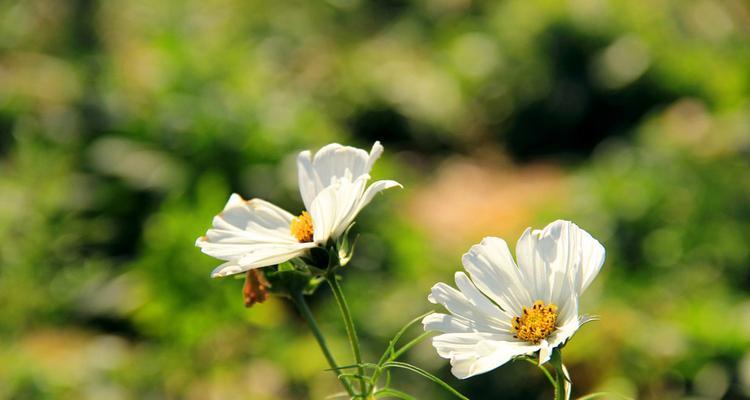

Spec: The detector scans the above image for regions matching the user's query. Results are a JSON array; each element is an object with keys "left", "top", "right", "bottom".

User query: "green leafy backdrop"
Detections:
[{"left": 1, "top": 0, "right": 749, "bottom": 398}]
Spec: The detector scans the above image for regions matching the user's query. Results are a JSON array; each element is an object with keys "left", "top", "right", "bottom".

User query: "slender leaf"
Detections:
[
  {"left": 375, "top": 388, "right": 418, "bottom": 400},
  {"left": 378, "top": 311, "right": 433, "bottom": 367},
  {"left": 391, "top": 330, "right": 432, "bottom": 360},
  {"left": 576, "top": 392, "right": 634, "bottom": 400},
  {"left": 382, "top": 361, "right": 469, "bottom": 400}
]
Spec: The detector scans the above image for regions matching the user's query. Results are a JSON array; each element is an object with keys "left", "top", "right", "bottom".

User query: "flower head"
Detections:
[
  {"left": 422, "top": 220, "right": 605, "bottom": 379},
  {"left": 196, "top": 142, "right": 401, "bottom": 278}
]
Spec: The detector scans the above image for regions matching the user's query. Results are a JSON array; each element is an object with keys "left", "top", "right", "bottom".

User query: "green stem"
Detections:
[
  {"left": 523, "top": 357, "right": 556, "bottom": 387},
  {"left": 369, "top": 330, "right": 432, "bottom": 395},
  {"left": 291, "top": 291, "right": 355, "bottom": 397},
  {"left": 554, "top": 368, "right": 566, "bottom": 400},
  {"left": 550, "top": 349, "right": 568, "bottom": 400},
  {"left": 391, "top": 330, "right": 431, "bottom": 360},
  {"left": 382, "top": 361, "right": 470, "bottom": 400},
  {"left": 327, "top": 275, "right": 367, "bottom": 396}
]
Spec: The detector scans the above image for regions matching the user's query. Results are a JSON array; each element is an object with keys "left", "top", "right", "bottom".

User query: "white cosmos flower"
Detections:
[
  {"left": 196, "top": 141, "right": 401, "bottom": 278},
  {"left": 422, "top": 220, "right": 605, "bottom": 379}
]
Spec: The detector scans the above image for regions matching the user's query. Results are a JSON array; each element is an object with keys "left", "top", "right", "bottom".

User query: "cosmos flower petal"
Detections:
[
  {"left": 302, "top": 142, "right": 399, "bottom": 244},
  {"left": 211, "top": 259, "right": 245, "bottom": 278},
  {"left": 209, "top": 241, "right": 316, "bottom": 278},
  {"left": 461, "top": 237, "right": 531, "bottom": 316},
  {"left": 297, "top": 150, "right": 319, "bottom": 211},
  {"left": 433, "top": 333, "right": 539, "bottom": 379},
  {"left": 526, "top": 220, "right": 606, "bottom": 296},
  {"left": 428, "top": 283, "right": 501, "bottom": 331},
  {"left": 332, "top": 178, "right": 401, "bottom": 238},
  {"left": 569, "top": 223, "right": 605, "bottom": 294},
  {"left": 196, "top": 195, "right": 299, "bottom": 261},
  {"left": 309, "top": 183, "right": 340, "bottom": 243},
  {"left": 516, "top": 227, "right": 555, "bottom": 302},
  {"left": 538, "top": 339, "right": 553, "bottom": 365},
  {"left": 422, "top": 313, "right": 508, "bottom": 334},
  {"left": 365, "top": 141, "right": 385, "bottom": 173},
  {"left": 311, "top": 143, "right": 371, "bottom": 187},
  {"left": 308, "top": 175, "right": 372, "bottom": 244},
  {"left": 453, "top": 272, "right": 512, "bottom": 324}
]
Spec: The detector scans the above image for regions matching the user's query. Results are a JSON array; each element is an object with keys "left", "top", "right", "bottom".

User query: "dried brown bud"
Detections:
[{"left": 243, "top": 269, "right": 271, "bottom": 308}]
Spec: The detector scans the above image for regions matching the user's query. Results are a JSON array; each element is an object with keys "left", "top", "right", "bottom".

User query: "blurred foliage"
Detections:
[{"left": 1, "top": 0, "right": 749, "bottom": 399}]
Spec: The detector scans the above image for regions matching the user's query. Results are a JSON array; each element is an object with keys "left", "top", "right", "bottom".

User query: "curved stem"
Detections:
[
  {"left": 327, "top": 275, "right": 367, "bottom": 396},
  {"left": 554, "top": 368, "right": 566, "bottom": 400},
  {"left": 391, "top": 330, "right": 432, "bottom": 360},
  {"left": 550, "top": 349, "right": 568, "bottom": 400},
  {"left": 523, "top": 357, "right": 556, "bottom": 387},
  {"left": 291, "top": 291, "right": 355, "bottom": 397},
  {"left": 369, "top": 330, "right": 433, "bottom": 395},
  {"left": 382, "top": 361, "right": 470, "bottom": 400}
]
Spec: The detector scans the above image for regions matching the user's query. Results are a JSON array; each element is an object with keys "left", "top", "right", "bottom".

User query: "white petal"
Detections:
[
  {"left": 332, "top": 178, "right": 401, "bottom": 238},
  {"left": 422, "top": 313, "right": 501, "bottom": 334},
  {"left": 197, "top": 196, "right": 298, "bottom": 258},
  {"left": 365, "top": 141, "right": 384, "bottom": 173},
  {"left": 562, "top": 364, "right": 572, "bottom": 400},
  {"left": 549, "top": 300, "right": 580, "bottom": 348},
  {"left": 462, "top": 237, "right": 531, "bottom": 316},
  {"left": 538, "top": 339, "right": 553, "bottom": 365},
  {"left": 432, "top": 333, "right": 539, "bottom": 379},
  {"left": 208, "top": 243, "right": 316, "bottom": 277},
  {"left": 299, "top": 142, "right": 398, "bottom": 241},
  {"left": 297, "top": 150, "right": 319, "bottom": 210},
  {"left": 211, "top": 259, "right": 245, "bottom": 277},
  {"left": 453, "top": 272, "right": 512, "bottom": 326},
  {"left": 523, "top": 220, "right": 605, "bottom": 297},
  {"left": 327, "top": 175, "right": 370, "bottom": 239},
  {"left": 428, "top": 282, "right": 502, "bottom": 332},
  {"left": 536, "top": 299, "right": 580, "bottom": 364},
  {"left": 309, "top": 182, "right": 340, "bottom": 244},
  {"left": 570, "top": 222, "right": 606, "bottom": 294},
  {"left": 309, "top": 174, "right": 400, "bottom": 242},
  {"left": 311, "top": 143, "right": 371, "bottom": 187},
  {"left": 515, "top": 228, "right": 553, "bottom": 303}
]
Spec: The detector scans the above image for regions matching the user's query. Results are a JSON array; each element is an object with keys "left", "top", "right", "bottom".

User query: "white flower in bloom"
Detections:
[
  {"left": 422, "top": 220, "right": 605, "bottom": 379},
  {"left": 196, "top": 142, "right": 401, "bottom": 277}
]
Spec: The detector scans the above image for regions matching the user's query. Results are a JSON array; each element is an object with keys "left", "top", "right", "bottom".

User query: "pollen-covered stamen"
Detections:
[
  {"left": 290, "top": 211, "right": 314, "bottom": 243},
  {"left": 512, "top": 300, "right": 558, "bottom": 344}
]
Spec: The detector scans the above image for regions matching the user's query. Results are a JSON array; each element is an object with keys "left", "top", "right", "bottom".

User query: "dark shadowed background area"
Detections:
[{"left": 1, "top": 0, "right": 750, "bottom": 399}]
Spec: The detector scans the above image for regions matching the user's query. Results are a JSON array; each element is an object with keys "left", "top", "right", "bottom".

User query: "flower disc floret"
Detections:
[
  {"left": 512, "top": 300, "right": 558, "bottom": 344},
  {"left": 291, "top": 211, "right": 314, "bottom": 243}
]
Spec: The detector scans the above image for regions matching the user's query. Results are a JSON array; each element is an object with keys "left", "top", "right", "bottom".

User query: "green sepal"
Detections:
[
  {"left": 304, "top": 246, "right": 330, "bottom": 270},
  {"left": 265, "top": 265, "right": 315, "bottom": 297},
  {"left": 303, "top": 276, "right": 325, "bottom": 295},
  {"left": 336, "top": 223, "right": 358, "bottom": 267}
]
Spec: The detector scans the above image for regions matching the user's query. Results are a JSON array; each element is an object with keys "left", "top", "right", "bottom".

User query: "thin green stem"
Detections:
[
  {"left": 382, "top": 361, "right": 470, "bottom": 400},
  {"left": 576, "top": 393, "right": 634, "bottom": 400},
  {"left": 550, "top": 349, "right": 568, "bottom": 400},
  {"left": 391, "top": 330, "right": 432, "bottom": 360},
  {"left": 523, "top": 357, "right": 556, "bottom": 387},
  {"left": 291, "top": 291, "right": 355, "bottom": 397},
  {"left": 369, "top": 328, "right": 433, "bottom": 395},
  {"left": 327, "top": 275, "right": 366, "bottom": 396},
  {"left": 554, "top": 368, "right": 566, "bottom": 400}
]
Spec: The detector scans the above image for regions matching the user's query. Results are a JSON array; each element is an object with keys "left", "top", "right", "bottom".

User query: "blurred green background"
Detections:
[{"left": 1, "top": 0, "right": 750, "bottom": 399}]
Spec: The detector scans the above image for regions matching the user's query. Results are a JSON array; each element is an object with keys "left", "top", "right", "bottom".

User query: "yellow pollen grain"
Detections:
[
  {"left": 512, "top": 300, "right": 558, "bottom": 344},
  {"left": 290, "top": 211, "right": 314, "bottom": 243}
]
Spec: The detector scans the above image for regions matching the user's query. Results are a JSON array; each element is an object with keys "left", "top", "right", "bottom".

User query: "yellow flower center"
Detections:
[
  {"left": 512, "top": 300, "right": 558, "bottom": 344},
  {"left": 290, "top": 211, "right": 314, "bottom": 243}
]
